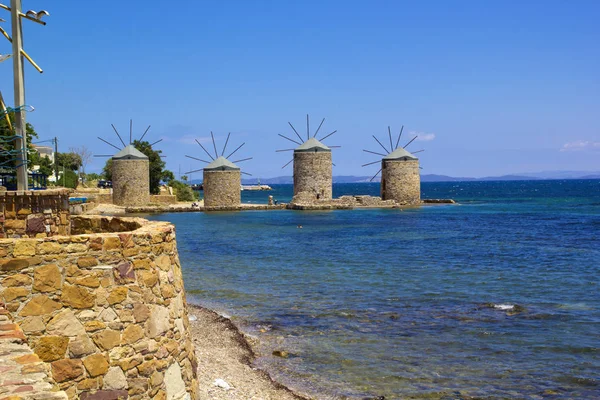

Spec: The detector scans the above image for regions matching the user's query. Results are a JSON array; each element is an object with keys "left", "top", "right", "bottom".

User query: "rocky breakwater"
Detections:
[{"left": 0, "top": 215, "right": 198, "bottom": 400}]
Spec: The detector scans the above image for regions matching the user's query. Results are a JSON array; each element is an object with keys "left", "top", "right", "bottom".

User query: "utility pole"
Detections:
[
  {"left": 53, "top": 136, "right": 58, "bottom": 183},
  {"left": 10, "top": 0, "right": 27, "bottom": 190}
]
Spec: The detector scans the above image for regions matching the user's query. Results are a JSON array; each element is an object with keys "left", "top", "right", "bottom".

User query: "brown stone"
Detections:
[
  {"left": 2, "top": 273, "right": 32, "bottom": 287},
  {"left": 79, "top": 389, "right": 129, "bottom": 400},
  {"left": 136, "top": 360, "right": 155, "bottom": 376},
  {"left": 20, "top": 316, "right": 45, "bottom": 333},
  {"left": 121, "top": 324, "right": 143, "bottom": 345},
  {"left": 19, "top": 295, "right": 62, "bottom": 316},
  {"left": 107, "top": 287, "right": 128, "bottom": 305},
  {"left": 1, "top": 287, "right": 29, "bottom": 302},
  {"left": 51, "top": 358, "right": 84, "bottom": 382},
  {"left": 78, "top": 256, "right": 99, "bottom": 267},
  {"left": 113, "top": 262, "right": 135, "bottom": 284},
  {"left": 46, "top": 309, "right": 87, "bottom": 336},
  {"left": 139, "top": 270, "right": 158, "bottom": 287},
  {"left": 1, "top": 258, "right": 30, "bottom": 271},
  {"left": 117, "top": 355, "right": 143, "bottom": 371},
  {"left": 13, "top": 353, "right": 40, "bottom": 364},
  {"left": 38, "top": 241, "right": 63, "bottom": 254},
  {"left": 72, "top": 276, "right": 101, "bottom": 288},
  {"left": 34, "top": 336, "right": 69, "bottom": 362},
  {"left": 92, "top": 329, "right": 121, "bottom": 351},
  {"left": 77, "top": 377, "right": 101, "bottom": 390},
  {"left": 33, "top": 264, "right": 62, "bottom": 292},
  {"left": 17, "top": 207, "right": 32, "bottom": 215},
  {"left": 26, "top": 215, "right": 46, "bottom": 234},
  {"left": 103, "top": 236, "right": 121, "bottom": 251},
  {"left": 85, "top": 320, "right": 106, "bottom": 332},
  {"left": 69, "top": 334, "right": 97, "bottom": 357},
  {"left": 150, "top": 370, "right": 163, "bottom": 387},
  {"left": 83, "top": 353, "right": 109, "bottom": 377},
  {"left": 161, "top": 284, "right": 175, "bottom": 299},
  {"left": 4, "top": 219, "right": 26, "bottom": 230},
  {"left": 154, "top": 255, "right": 171, "bottom": 271},
  {"left": 132, "top": 303, "right": 150, "bottom": 323},
  {"left": 61, "top": 283, "right": 96, "bottom": 308}
]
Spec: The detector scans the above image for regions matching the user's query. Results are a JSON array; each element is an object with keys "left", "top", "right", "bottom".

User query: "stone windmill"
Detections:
[
  {"left": 185, "top": 132, "right": 252, "bottom": 208},
  {"left": 277, "top": 115, "right": 340, "bottom": 201},
  {"left": 96, "top": 120, "right": 161, "bottom": 207},
  {"left": 362, "top": 126, "right": 424, "bottom": 205}
]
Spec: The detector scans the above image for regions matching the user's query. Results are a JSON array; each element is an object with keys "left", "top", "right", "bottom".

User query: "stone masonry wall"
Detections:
[
  {"left": 293, "top": 151, "right": 332, "bottom": 201},
  {"left": 112, "top": 159, "right": 150, "bottom": 207},
  {"left": 0, "top": 189, "right": 71, "bottom": 239},
  {"left": 0, "top": 215, "right": 198, "bottom": 400},
  {"left": 381, "top": 159, "right": 421, "bottom": 205},
  {"left": 202, "top": 170, "right": 240, "bottom": 208}
]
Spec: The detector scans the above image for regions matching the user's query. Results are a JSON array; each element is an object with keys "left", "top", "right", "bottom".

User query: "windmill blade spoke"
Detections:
[
  {"left": 313, "top": 118, "right": 325, "bottom": 137},
  {"left": 281, "top": 159, "right": 293, "bottom": 169},
  {"left": 403, "top": 135, "right": 418, "bottom": 149},
  {"left": 332, "top": 163, "right": 336, "bottom": 167},
  {"left": 373, "top": 135, "right": 390, "bottom": 154},
  {"left": 388, "top": 126, "right": 393, "bottom": 153},
  {"left": 195, "top": 139, "right": 215, "bottom": 160},
  {"left": 129, "top": 119, "right": 133, "bottom": 144},
  {"left": 329, "top": 145, "right": 341, "bottom": 148},
  {"left": 98, "top": 137, "right": 121, "bottom": 151},
  {"left": 363, "top": 149, "right": 386, "bottom": 156},
  {"left": 370, "top": 168, "right": 382, "bottom": 182},
  {"left": 184, "top": 168, "right": 204, "bottom": 174},
  {"left": 139, "top": 125, "right": 151, "bottom": 142},
  {"left": 210, "top": 131, "right": 218, "bottom": 158},
  {"left": 149, "top": 138, "right": 163, "bottom": 147},
  {"left": 362, "top": 160, "right": 380, "bottom": 167},
  {"left": 288, "top": 122, "right": 304, "bottom": 142},
  {"left": 412, "top": 149, "right": 425, "bottom": 154},
  {"left": 276, "top": 149, "right": 295, "bottom": 152},
  {"left": 93, "top": 155, "right": 113, "bottom": 157},
  {"left": 278, "top": 133, "right": 301, "bottom": 145},
  {"left": 185, "top": 155, "right": 210, "bottom": 163},
  {"left": 241, "top": 171, "right": 253, "bottom": 176},
  {"left": 226, "top": 142, "right": 245, "bottom": 159},
  {"left": 395, "top": 125, "right": 404, "bottom": 149},
  {"left": 319, "top": 130, "right": 337, "bottom": 141},
  {"left": 306, "top": 114, "right": 310, "bottom": 140},
  {"left": 221, "top": 132, "right": 231, "bottom": 156},
  {"left": 111, "top": 124, "right": 126, "bottom": 147},
  {"left": 232, "top": 157, "right": 253, "bottom": 163}
]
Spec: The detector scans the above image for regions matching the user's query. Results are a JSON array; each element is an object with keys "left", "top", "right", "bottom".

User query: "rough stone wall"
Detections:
[
  {"left": 112, "top": 160, "right": 150, "bottom": 207},
  {"left": 0, "top": 190, "right": 71, "bottom": 239},
  {"left": 0, "top": 216, "right": 198, "bottom": 400},
  {"left": 381, "top": 159, "right": 421, "bottom": 205},
  {"left": 203, "top": 170, "right": 240, "bottom": 208},
  {"left": 150, "top": 195, "right": 178, "bottom": 205},
  {"left": 293, "top": 152, "right": 332, "bottom": 200}
]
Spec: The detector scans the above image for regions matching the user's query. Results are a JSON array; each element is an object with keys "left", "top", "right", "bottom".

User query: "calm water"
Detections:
[{"left": 151, "top": 180, "right": 600, "bottom": 399}]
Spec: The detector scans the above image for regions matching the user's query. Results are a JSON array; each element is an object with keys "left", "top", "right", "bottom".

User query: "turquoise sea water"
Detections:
[{"left": 151, "top": 180, "right": 600, "bottom": 399}]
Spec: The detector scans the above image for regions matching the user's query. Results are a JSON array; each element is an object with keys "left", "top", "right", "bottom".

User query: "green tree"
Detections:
[
  {"left": 29, "top": 151, "right": 54, "bottom": 176},
  {"left": 102, "top": 140, "right": 173, "bottom": 195},
  {"left": 169, "top": 179, "right": 198, "bottom": 201},
  {"left": 55, "top": 152, "right": 82, "bottom": 171}
]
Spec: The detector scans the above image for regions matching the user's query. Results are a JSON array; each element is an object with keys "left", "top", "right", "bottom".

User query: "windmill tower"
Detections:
[
  {"left": 97, "top": 120, "right": 161, "bottom": 207},
  {"left": 362, "top": 126, "right": 424, "bottom": 205},
  {"left": 185, "top": 132, "right": 252, "bottom": 208},
  {"left": 278, "top": 115, "right": 339, "bottom": 201}
]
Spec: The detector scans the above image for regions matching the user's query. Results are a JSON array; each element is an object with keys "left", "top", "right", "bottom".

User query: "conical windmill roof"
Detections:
[
  {"left": 294, "top": 137, "right": 331, "bottom": 153},
  {"left": 383, "top": 147, "right": 418, "bottom": 161},
  {"left": 204, "top": 156, "right": 240, "bottom": 171},
  {"left": 112, "top": 145, "right": 148, "bottom": 160}
]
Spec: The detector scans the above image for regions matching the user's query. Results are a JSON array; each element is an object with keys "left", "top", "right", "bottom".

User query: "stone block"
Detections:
[
  {"left": 33, "top": 263, "right": 62, "bottom": 292},
  {"left": 107, "top": 287, "right": 128, "bottom": 305},
  {"left": 1, "top": 287, "right": 29, "bottom": 302},
  {"left": 79, "top": 390, "right": 129, "bottom": 400},
  {"left": 46, "top": 309, "right": 87, "bottom": 337},
  {"left": 61, "top": 283, "right": 96, "bottom": 308},
  {"left": 103, "top": 366, "right": 127, "bottom": 390},
  {"left": 78, "top": 256, "right": 99, "bottom": 268},
  {"left": 92, "top": 329, "right": 121, "bottom": 351},
  {"left": 83, "top": 353, "right": 109, "bottom": 377},
  {"left": 1, "top": 258, "right": 30, "bottom": 272},
  {"left": 51, "top": 358, "right": 84, "bottom": 383},
  {"left": 19, "top": 295, "right": 62, "bottom": 316},
  {"left": 113, "top": 262, "right": 135, "bottom": 284},
  {"left": 26, "top": 215, "right": 46, "bottom": 234},
  {"left": 121, "top": 324, "right": 143, "bottom": 345},
  {"left": 34, "top": 336, "right": 69, "bottom": 362}
]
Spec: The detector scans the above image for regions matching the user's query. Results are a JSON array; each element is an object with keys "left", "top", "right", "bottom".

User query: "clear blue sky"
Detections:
[{"left": 1, "top": 0, "right": 598, "bottom": 179}]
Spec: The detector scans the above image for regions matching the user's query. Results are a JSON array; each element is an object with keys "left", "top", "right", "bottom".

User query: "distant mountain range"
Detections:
[{"left": 236, "top": 171, "right": 600, "bottom": 185}]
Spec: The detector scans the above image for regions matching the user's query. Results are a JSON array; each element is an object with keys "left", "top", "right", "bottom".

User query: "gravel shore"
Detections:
[{"left": 188, "top": 304, "right": 310, "bottom": 400}]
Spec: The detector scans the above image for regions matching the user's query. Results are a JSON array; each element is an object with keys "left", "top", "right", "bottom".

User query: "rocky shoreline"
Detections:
[{"left": 188, "top": 304, "right": 310, "bottom": 400}]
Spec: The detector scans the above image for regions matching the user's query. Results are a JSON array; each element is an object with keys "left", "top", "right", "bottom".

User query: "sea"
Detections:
[{"left": 149, "top": 180, "right": 600, "bottom": 399}]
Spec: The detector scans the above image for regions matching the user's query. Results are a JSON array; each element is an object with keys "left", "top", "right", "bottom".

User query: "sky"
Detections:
[{"left": 0, "top": 0, "right": 598, "bottom": 179}]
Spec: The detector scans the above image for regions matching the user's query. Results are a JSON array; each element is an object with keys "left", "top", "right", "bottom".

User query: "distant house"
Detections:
[{"left": 32, "top": 144, "right": 56, "bottom": 182}]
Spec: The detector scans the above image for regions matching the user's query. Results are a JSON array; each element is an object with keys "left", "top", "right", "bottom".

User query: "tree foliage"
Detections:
[
  {"left": 169, "top": 180, "right": 198, "bottom": 201},
  {"left": 55, "top": 152, "right": 82, "bottom": 171}
]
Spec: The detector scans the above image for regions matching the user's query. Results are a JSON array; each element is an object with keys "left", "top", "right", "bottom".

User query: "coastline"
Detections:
[{"left": 188, "top": 303, "right": 312, "bottom": 400}]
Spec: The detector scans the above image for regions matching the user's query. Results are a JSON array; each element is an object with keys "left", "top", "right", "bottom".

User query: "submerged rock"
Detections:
[{"left": 272, "top": 350, "right": 289, "bottom": 358}]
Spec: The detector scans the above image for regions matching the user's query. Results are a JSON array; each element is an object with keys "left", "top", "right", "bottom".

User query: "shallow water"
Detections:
[{"left": 151, "top": 180, "right": 600, "bottom": 399}]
